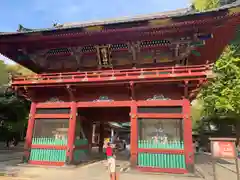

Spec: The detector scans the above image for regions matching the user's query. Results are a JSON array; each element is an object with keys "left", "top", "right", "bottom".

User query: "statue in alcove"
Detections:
[
  {"left": 101, "top": 48, "right": 108, "bottom": 65},
  {"left": 150, "top": 121, "right": 168, "bottom": 144},
  {"left": 96, "top": 45, "right": 112, "bottom": 68}
]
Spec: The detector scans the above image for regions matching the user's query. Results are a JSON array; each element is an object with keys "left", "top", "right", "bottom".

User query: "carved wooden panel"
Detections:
[
  {"left": 81, "top": 54, "right": 98, "bottom": 67},
  {"left": 47, "top": 56, "right": 77, "bottom": 70},
  {"left": 63, "top": 57, "right": 77, "bottom": 69},
  {"left": 139, "top": 50, "right": 155, "bottom": 64},
  {"left": 48, "top": 59, "right": 62, "bottom": 70},
  {"left": 111, "top": 51, "right": 132, "bottom": 66},
  {"left": 155, "top": 50, "right": 174, "bottom": 63}
]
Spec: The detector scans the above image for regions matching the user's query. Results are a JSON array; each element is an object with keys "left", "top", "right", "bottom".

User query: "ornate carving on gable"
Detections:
[
  {"left": 128, "top": 42, "right": 141, "bottom": 64},
  {"left": 147, "top": 94, "right": 171, "bottom": 100},
  {"left": 18, "top": 48, "right": 48, "bottom": 67},
  {"left": 69, "top": 47, "right": 83, "bottom": 68},
  {"left": 45, "top": 97, "right": 65, "bottom": 102},
  {"left": 93, "top": 96, "right": 114, "bottom": 102},
  {"left": 29, "top": 50, "right": 49, "bottom": 67}
]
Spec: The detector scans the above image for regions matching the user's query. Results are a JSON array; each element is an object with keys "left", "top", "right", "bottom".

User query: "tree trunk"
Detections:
[{"left": 235, "top": 121, "right": 240, "bottom": 146}]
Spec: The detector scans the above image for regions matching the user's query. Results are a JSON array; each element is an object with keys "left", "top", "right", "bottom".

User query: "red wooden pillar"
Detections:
[
  {"left": 130, "top": 101, "right": 138, "bottom": 168},
  {"left": 24, "top": 102, "right": 37, "bottom": 163},
  {"left": 183, "top": 99, "right": 194, "bottom": 173},
  {"left": 66, "top": 102, "right": 77, "bottom": 164}
]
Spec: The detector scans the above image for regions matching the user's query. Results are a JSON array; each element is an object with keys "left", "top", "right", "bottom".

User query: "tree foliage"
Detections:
[
  {"left": 191, "top": 99, "right": 204, "bottom": 131},
  {"left": 0, "top": 61, "right": 9, "bottom": 86},
  {"left": 193, "top": 0, "right": 220, "bottom": 11},
  {"left": 0, "top": 60, "right": 32, "bottom": 137},
  {"left": 7, "top": 64, "right": 34, "bottom": 76},
  {"left": 192, "top": 0, "right": 238, "bottom": 11},
  {"left": 192, "top": 0, "right": 240, "bottom": 140},
  {"left": 201, "top": 48, "right": 240, "bottom": 118}
]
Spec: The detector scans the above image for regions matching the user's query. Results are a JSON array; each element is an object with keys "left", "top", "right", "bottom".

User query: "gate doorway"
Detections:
[{"left": 74, "top": 107, "right": 131, "bottom": 163}]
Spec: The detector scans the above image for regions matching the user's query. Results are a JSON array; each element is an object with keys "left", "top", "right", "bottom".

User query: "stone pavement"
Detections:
[
  {"left": 195, "top": 153, "right": 240, "bottom": 180},
  {"left": 11, "top": 162, "right": 202, "bottom": 180},
  {"left": 1, "top": 158, "right": 238, "bottom": 180},
  {"left": 217, "top": 158, "right": 240, "bottom": 174},
  {"left": 0, "top": 145, "right": 239, "bottom": 180}
]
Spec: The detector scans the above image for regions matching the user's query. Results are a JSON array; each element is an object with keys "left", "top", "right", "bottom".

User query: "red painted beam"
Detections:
[
  {"left": 137, "top": 167, "right": 187, "bottom": 174},
  {"left": 137, "top": 100, "right": 184, "bottom": 106},
  {"left": 138, "top": 148, "right": 184, "bottom": 154},
  {"left": 77, "top": 101, "right": 133, "bottom": 107},
  {"left": 36, "top": 102, "right": 71, "bottom": 108},
  {"left": 137, "top": 113, "right": 183, "bottom": 119},
  {"left": 28, "top": 160, "right": 65, "bottom": 166},
  {"left": 31, "top": 145, "right": 67, "bottom": 150},
  {"left": 34, "top": 114, "right": 70, "bottom": 119}
]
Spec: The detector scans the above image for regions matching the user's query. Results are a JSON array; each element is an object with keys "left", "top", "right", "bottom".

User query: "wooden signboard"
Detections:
[
  {"left": 209, "top": 138, "right": 239, "bottom": 180},
  {"left": 212, "top": 141, "right": 236, "bottom": 159}
]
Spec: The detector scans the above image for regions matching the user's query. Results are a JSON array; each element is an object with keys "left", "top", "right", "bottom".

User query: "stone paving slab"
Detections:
[
  {"left": 195, "top": 153, "right": 240, "bottom": 180},
  {"left": 0, "top": 148, "right": 239, "bottom": 180},
  {"left": 16, "top": 162, "right": 204, "bottom": 180},
  {"left": 0, "top": 177, "right": 30, "bottom": 180},
  {"left": 1, "top": 158, "right": 238, "bottom": 180},
  {"left": 215, "top": 158, "right": 240, "bottom": 174}
]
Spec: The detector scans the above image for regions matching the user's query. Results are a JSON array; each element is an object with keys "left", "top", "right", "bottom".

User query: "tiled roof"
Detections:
[{"left": 0, "top": 1, "right": 239, "bottom": 36}]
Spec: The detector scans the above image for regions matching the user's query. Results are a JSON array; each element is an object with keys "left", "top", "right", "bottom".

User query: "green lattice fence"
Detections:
[
  {"left": 138, "top": 140, "right": 184, "bottom": 149},
  {"left": 138, "top": 140, "right": 186, "bottom": 169},
  {"left": 73, "top": 139, "right": 89, "bottom": 163},
  {"left": 32, "top": 137, "right": 67, "bottom": 145},
  {"left": 138, "top": 153, "right": 186, "bottom": 169},
  {"left": 30, "top": 138, "right": 67, "bottom": 162}
]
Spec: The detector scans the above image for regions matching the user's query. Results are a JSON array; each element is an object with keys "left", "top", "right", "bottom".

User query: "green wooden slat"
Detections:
[
  {"left": 30, "top": 137, "right": 67, "bottom": 162},
  {"left": 138, "top": 140, "right": 184, "bottom": 149},
  {"left": 29, "top": 148, "right": 67, "bottom": 162},
  {"left": 138, "top": 152, "right": 186, "bottom": 169},
  {"left": 32, "top": 137, "right": 68, "bottom": 145}
]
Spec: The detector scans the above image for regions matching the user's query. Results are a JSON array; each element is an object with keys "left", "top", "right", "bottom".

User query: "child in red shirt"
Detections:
[
  {"left": 106, "top": 143, "right": 113, "bottom": 157},
  {"left": 106, "top": 143, "right": 117, "bottom": 180}
]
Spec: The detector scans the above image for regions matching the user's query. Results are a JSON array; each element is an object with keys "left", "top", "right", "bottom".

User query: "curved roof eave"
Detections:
[{"left": 0, "top": 1, "right": 239, "bottom": 36}]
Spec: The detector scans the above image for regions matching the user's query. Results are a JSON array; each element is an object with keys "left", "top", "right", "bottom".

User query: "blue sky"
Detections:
[{"left": 0, "top": 0, "right": 190, "bottom": 64}]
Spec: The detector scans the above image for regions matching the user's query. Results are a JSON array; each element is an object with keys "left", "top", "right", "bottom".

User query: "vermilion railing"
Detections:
[{"left": 11, "top": 64, "right": 212, "bottom": 86}]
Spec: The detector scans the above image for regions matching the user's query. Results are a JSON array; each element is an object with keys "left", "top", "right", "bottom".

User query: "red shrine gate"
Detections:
[
  {"left": 15, "top": 65, "right": 207, "bottom": 173},
  {"left": 26, "top": 93, "right": 193, "bottom": 173},
  {"left": 0, "top": 2, "right": 239, "bottom": 174}
]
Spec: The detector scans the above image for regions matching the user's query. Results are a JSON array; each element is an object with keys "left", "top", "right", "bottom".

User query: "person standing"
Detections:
[{"left": 106, "top": 143, "right": 118, "bottom": 180}]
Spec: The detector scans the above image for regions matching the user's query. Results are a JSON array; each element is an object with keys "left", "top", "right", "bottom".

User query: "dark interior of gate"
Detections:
[{"left": 77, "top": 107, "right": 131, "bottom": 162}]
